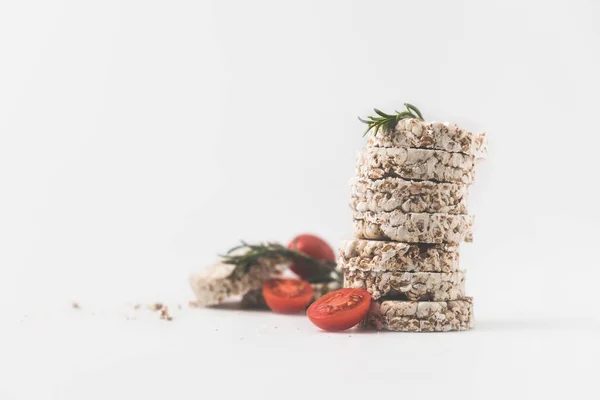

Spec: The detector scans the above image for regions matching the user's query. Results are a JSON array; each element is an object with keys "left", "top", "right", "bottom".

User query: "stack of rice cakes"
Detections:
[{"left": 341, "top": 118, "right": 486, "bottom": 332}]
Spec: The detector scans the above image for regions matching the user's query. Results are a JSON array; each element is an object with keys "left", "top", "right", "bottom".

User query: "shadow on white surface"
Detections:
[{"left": 208, "top": 301, "right": 305, "bottom": 317}]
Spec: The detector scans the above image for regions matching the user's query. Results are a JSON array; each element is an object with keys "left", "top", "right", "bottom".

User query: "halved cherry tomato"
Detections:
[
  {"left": 262, "top": 278, "right": 314, "bottom": 314},
  {"left": 288, "top": 234, "right": 336, "bottom": 279},
  {"left": 306, "top": 288, "right": 371, "bottom": 332}
]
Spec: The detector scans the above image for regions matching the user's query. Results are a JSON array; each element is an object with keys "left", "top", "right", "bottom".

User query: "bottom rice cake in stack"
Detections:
[
  {"left": 344, "top": 115, "right": 486, "bottom": 332},
  {"left": 361, "top": 298, "right": 473, "bottom": 332}
]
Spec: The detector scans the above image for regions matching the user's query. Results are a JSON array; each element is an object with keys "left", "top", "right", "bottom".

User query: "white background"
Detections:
[{"left": 1, "top": 1, "right": 599, "bottom": 399}]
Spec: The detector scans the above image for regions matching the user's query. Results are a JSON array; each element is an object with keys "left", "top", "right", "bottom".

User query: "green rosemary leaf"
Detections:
[
  {"left": 404, "top": 103, "right": 424, "bottom": 120},
  {"left": 224, "top": 244, "right": 245, "bottom": 255},
  {"left": 358, "top": 103, "right": 425, "bottom": 136},
  {"left": 374, "top": 108, "right": 393, "bottom": 118},
  {"left": 396, "top": 111, "right": 414, "bottom": 119},
  {"left": 221, "top": 241, "right": 339, "bottom": 283}
]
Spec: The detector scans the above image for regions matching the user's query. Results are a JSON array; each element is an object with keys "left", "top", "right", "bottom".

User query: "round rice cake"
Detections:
[
  {"left": 367, "top": 118, "right": 487, "bottom": 159},
  {"left": 350, "top": 177, "right": 469, "bottom": 214},
  {"left": 343, "top": 269, "right": 465, "bottom": 301},
  {"left": 357, "top": 147, "right": 476, "bottom": 184},
  {"left": 353, "top": 210, "right": 474, "bottom": 244},
  {"left": 339, "top": 239, "right": 459, "bottom": 273},
  {"left": 361, "top": 298, "right": 474, "bottom": 332},
  {"left": 189, "top": 259, "right": 286, "bottom": 306}
]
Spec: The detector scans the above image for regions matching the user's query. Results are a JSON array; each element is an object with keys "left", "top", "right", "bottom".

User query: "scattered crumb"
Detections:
[
  {"left": 69, "top": 300, "right": 183, "bottom": 322},
  {"left": 159, "top": 306, "right": 173, "bottom": 322},
  {"left": 188, "top": 300, "right": 198, "bottom": 308},
  {"left": 127, "top": 302, "right": 175, "bottom": 321},
  {"left": 149, "top": 303, "right": 164, "bottom": 312}
]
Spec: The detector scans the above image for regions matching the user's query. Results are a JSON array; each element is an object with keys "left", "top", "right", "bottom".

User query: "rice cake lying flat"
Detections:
[
  {"left": 339, "top": 239, "right": 459, "bottom": 273},
  {"left": 350, "top": 177, "right": 469, "bottom": 214},
  {"left": 353, "top": 210, "right": 474, "bottom": 244},
  {"left": 368, "top": 118, "right": 487, "bottom": 159},
  {"left": 189, "top": 259, "right": 286, "bottom": 306},
  {"left": 343, "top": 269, "right": 465, "bottom": 301},
  {"left": 357, "top": 147, "right": 476, "bottom": 184},
  {"left": 361, "top": 298, "right": 474, "bottom": 332}
]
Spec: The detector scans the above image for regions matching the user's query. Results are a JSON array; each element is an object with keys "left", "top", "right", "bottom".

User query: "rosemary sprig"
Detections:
[
  {"left": 221, "top": 241, "right": 341, "bottom": 284},
  {"left": 358, "top": 103, "right": 424, "bottom": 137}
]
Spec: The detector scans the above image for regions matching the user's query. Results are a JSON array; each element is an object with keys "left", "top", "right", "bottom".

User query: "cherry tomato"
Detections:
[
  {"left": 262, "top": 278, "right": 314, "bottom": 314},
  {"left": 288, "top": 234, "right": 336, "bottom": 279},
  {"left": 306, "top": 288, "right": 371, "bottom": 332}
]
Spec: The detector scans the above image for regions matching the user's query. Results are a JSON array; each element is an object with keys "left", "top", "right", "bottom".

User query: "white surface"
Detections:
[
  {"left": 1, "top": 0, "right": 600, "bottom": 399},
  {"left": 2, "top": 306, "right": 599, "bottom": 400}
]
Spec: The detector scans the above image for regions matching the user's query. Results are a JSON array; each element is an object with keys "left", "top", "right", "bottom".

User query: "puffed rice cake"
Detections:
[
  {"left": 343, "top": 269, "right": 465, "bottom": 301},
  {"left": 353, "top": 210, "right": 474, "bottom": 244},
  {"left": 339, "top": 239, "right": 459, "bottom": 273},
  {"left": 361, "top": 298, "right": 474, "bottom": 332},
  {"left": 367, "top": 118, "right": 487, "bottom": 159}
]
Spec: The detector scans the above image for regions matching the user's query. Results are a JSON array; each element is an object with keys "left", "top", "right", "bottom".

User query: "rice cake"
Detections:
[
  {"left": 361, "top": 298, "right": 474, "bottom": 332},
  {"left": 189, "top": 259, "right": 286, "bottom": 307},
  {"left": 353, "top": 210, "right": 474, "bottom": 244},
  {"left": 350, "top": 177, "right": 469, "bottom": 214},
  {"left": 343, "top": 269, "right": 465, "bottom": 301},
  {"left": 368, "top": 118, "right": 487, "bottom": 158},
  {"left": 357, "top": 147, "right": 476, "bottom": 184},
  {"left": 339, "top": 239, "right": 459, "bottom": 273}
]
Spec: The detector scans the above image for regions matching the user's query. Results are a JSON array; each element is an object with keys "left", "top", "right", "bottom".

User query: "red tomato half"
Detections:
[
  {"left": 306, "top": 288, "right": 371, "bottom": 332},
  {"left": 288, "top": 234, "right": 336, "bottom": 279},
  {"left": 262, "top": 278, "right": 314, "bottom": 314}
]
